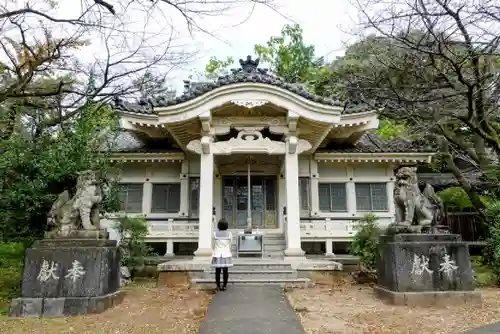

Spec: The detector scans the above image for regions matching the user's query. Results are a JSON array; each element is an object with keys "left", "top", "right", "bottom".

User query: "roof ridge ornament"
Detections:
[{"left": 239, "top": 55, "right": 259, "bottom": 72}]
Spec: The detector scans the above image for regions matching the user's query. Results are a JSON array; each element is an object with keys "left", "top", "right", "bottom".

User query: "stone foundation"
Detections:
[
  {"left": 10, "top": 291, "right": 125, "bottom": 317},
  {"left": 374, "top": 286, "right": 481, "bottom": 306},
  {"left": 10, "top": 238, "right": 121, "bottom": 317},
  {"left": 375, "top": 233, "right": 481, "bottom": 306}
]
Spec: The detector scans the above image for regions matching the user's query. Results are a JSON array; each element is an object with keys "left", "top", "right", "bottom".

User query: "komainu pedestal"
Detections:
[
  {"left": 375, "top": 233, "right": 481, "bottom": 306},
  {"left": 10, "top": 237, "right": 123, "bottom": 317}
]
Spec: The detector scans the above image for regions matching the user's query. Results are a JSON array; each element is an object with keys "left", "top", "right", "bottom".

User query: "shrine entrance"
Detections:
[{"left": 222, "top": 175, "right": 278, "bottom": 229}]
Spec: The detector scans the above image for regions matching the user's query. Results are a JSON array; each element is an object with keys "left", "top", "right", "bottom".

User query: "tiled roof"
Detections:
[
  {"left": 418, "top": 170, "right": 487, "bottom": 188},
  {"left": 111, "top": 131, "right": 431, "bottom": 154},
  {"left": 318, "top": 133, "right": 434, "bottom": 153},
  {"left": 113, "top": 56, "right": 344, "bottom": 115},
  {"left": 110, "top": 131, "right": 181, "bottom": 153}
]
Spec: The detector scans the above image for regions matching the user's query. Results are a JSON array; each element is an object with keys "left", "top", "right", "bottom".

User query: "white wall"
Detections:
[
  {"left": 313, "top": 160, "right": 395, "bottom": 228},
  {"left": 103, "top": 157, "right": 397, "bottom": 240}
]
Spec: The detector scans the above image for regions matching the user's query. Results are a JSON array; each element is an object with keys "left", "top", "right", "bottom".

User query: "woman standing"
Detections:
[{"left": 212, "top": 219, "right": 233, "bottom": 291}]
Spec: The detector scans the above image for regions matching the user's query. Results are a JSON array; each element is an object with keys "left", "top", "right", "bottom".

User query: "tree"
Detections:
[
  {"left": 254, "top": 24, "right": 318, "bottom": 83},
  {"left": 132, "top": 72, "right": 176, "bottom": 101},
  {"left": 204, "top": 56, "right": 234, "bottom": 80},
  {"left": 0, "top": 101, "right": 120, "bottom": 239},
  {"left": 331, "top": 0, "right": 500, "bottom": 213},
  {"left": 0, "top": 0, "right": 279, "bottom": 238},
  {"left": 0, "top": 0, "right": 279, "bottom": 140}
]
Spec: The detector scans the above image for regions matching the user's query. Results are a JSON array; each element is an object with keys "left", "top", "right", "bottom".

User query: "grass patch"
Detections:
[
  {"left": 471, "top": 256, "right": 497, "bottom": 287},
  {"left": 0, "top": 242, "right": 25, "bottom": 310}
]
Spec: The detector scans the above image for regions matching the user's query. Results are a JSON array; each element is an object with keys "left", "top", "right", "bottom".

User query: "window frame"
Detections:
[
  {"left": 355, "top": 182, "right": 388, "bottom": 212},
  {"left": 118, "top": 183, "right": 144, "bottom": 213},
  {"left": 150, "top": 182, "right": 181, "bottom": 214},
  {"left": 318, "top": 182, "right": 348, "bottom": 212}
]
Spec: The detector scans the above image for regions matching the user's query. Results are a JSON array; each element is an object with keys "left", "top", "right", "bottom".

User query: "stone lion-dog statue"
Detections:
[
  {"left": 391, "top": 166, "right": 444, "bottom": 233},
  {"left": 47, "top": 170, "right": 103, "bottom": 237}
]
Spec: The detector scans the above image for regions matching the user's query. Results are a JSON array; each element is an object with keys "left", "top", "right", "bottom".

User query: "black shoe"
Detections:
[{"left": 220, "top": 286, "right": 226, "bottom": 291}]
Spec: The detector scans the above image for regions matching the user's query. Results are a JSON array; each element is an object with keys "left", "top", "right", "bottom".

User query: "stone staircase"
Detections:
[
  {"left": 190, "top": 261, "right": 312, "bottom": 288},
  {"left": 190, "top": 233, "right": 312, "bottom": 288},
  {"left": 230, "top": 233, "right": 286, "bottom": 259}
]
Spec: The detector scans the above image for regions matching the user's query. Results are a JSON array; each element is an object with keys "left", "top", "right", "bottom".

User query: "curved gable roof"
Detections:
[{"left": 113, "top": 56, "right": 343, "bottom": 115}]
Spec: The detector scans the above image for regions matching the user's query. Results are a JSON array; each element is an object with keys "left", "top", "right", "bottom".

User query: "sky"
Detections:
[
  {"left": 3, "top": 0, "right": 362, "bottom": 94},
  {"left": 172, "top": 0, "right": 360, "bottom": 89}
]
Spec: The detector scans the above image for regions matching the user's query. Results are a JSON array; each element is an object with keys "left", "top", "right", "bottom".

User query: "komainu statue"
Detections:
[
  {"left": 391, "top": 166, "right": 444, "bottom": 233},
  {"left": 47, "top": 170, "right": 103, "bottom": 237}
]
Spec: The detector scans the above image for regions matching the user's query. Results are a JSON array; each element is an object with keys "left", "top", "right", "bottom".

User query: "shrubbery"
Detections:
[
  {"left": 114, "top": 216, "right": 152, "bottom": 277},
  {"left": 0, "top": 242, "right": 26, "bottom": 311},
  {"left": 484, "top": 201, "right": 500, "bottom": 283},
  {"left": 349, "top": 214, "right": 381, "bottom": 272}
]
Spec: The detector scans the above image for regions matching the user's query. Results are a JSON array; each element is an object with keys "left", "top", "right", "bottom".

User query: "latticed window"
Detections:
[
  {"left": 151, "top": 183, "right": 181, "bottom": 213},
  {"left": 189, "top": 177, "right": 200, "bottom": 217},
  {"left": 355, "top": 183, "right": 388, "bottom": 211},
  {"left": 118, "top": 183, "right": 143, "bottom": 213},
  {"left": 318, "top": 183, "right": 347, "bottom": 212},
  {"left": 299, "top": 177, "right": 310, "bottom": 213}
]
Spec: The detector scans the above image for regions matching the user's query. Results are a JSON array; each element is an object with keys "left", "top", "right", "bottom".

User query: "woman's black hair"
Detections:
[{"left": 217, "top": 218, "right": 229, "bottom": 231}]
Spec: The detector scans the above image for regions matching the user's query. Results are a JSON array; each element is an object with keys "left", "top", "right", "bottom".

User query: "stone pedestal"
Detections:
[
  {"left": 10, "top": 237, "right": 123, "bottom": 317},
  {"left": 375, "top": 233, "right": 481, "bottom": 306}
]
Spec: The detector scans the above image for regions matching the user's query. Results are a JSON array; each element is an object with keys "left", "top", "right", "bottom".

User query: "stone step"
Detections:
[
  {"left": 263, "top": 240, "right": 286, "bottom": 245},
  {"left": 191, "top": 277, "right": 311, "bottom": 289},
  {"left": 204, "top": 270, "right": 297, "bottom": 280},
  {"left": 229, "top": 262, "right": 292, "bottom": 270},
  {"left": 263, "top": 244, "right": 286, "bottom": 250}
]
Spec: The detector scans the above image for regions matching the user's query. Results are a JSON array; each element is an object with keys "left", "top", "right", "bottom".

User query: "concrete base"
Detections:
[
  {"left": 12, "top": 237, "right": 121, "bottom": 318},
  {"left": 157, "top": 257, "right": 343, "bottom": 288},
  {"left": 10, "top": 291, "right": 125, "bottom": 317},
  {"left": 283, "top": 248, "right": 305, "bottom": 257},
  {"left": 45, "top": 229, "right": 108, "bottom": 239},
  {"left": 193, "top": 247, "right": 213, "bottom": 258},
  {"left": 374, "top": 285, "right": 482, "bottom": 307}
]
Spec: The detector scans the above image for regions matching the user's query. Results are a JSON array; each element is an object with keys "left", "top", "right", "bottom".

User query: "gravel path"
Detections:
[
  {"left": 463, "top": 322, "right": 500, "bottom": 334},
  {"left": 287, "top": 278, "right": 500, "bottom": 334},
  {"left": 0, "top": 281, "right": 211, "bottom": 334},
  {"left": 198, "top": 286, "right": 305, "bottom": 334}
]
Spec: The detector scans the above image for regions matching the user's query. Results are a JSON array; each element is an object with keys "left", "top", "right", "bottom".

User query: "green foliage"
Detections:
[
  {"left": 204, "top": 56, "right": 234, "bottom": 80},
  {"left": 484, "top": 201, "right": 500, "bottom": 283},
  {"left": 131, "top": 71, "right": 176, "bottom": 100},
  {"left": 254, "top": 24, "right": 320, "bottom": 84},
  {"left": 437, "top": 187, "right": 491, "bottom": 211},
  {"left": 0, "top": 243, "right": 25, "bottom": 307},
  {"left": 114, "top": 216, "right": 152, "bottom": 271},
  {"left": 0, "top": 102, "right": 119, "bottom": 239},
  {"left": 349, "top": 214, "right": 381, "bottom": 271},
  {"left": 471, "top": 256, "right": 497, "bottom": 287},
  {"left": 375, "top": 118, "right": 408, "bottom": 140},
  {"left": 101, "top": 181, "right": 122, "bottom": 214}
]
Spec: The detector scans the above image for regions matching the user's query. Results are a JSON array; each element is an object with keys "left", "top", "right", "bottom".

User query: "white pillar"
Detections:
[
  {"left": 284, "top": 136, "right": 305, "bottom": 257},
  {"left": 387, "top": 181, "right": 396, "bottom": 219},
  {"left": 346, "top": 166, "right": 357, "bottom": 215},
  {"left": 142, "top": 182, "right": 152, "bottom": 214},
  {"left": 309, "top": 158, "right": 320, "bottom": 216},
  {"left": 179, "top": 160, "right": 189, "bottom": 216},
  {"left": 164, "top": 239, "right": 174, "bottom": 257},
  {"left": 325, "top": 239, "right": 334, "bottom": 257},
  {"left": 194, "top": 139, "right": 214, "bottom": 258}
]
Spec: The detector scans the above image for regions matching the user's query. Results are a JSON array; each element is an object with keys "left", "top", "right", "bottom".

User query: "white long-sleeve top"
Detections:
[{"left": 212, "top": 231, "right": 232, "bottom": 258}]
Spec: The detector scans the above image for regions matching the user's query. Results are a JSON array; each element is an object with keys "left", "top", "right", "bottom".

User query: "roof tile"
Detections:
[{"left": 113, "top": 55, "right": 344, "bottom": 114}]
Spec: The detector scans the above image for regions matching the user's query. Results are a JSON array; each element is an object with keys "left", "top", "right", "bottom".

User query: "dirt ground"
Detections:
[
  {"left": 0, "top": 280, "right": 211, "bottom": 334},
  {"left": 287, "top": 277, "right": 500, "bottom": 334}
]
